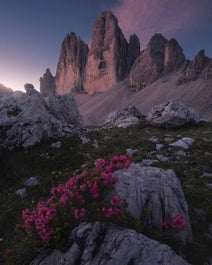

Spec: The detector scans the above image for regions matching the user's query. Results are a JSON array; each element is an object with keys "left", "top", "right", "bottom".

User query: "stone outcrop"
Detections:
[
  {"left": 177, "top": 50, "right": 211, "bottom": 84},
  {"left": 30, "top": 222, "right": 190, "bottom": 265},
  {"left": 129, "top": 34, "right": 186, "bottom": 90},
  {"left": 55, "top": 32, "right": 89, "bottom": 94},
  {"left": 164, "top": 38, "right": 185, "bottom": 73},
  {"left": 40, "top": 68, "right": 56, "bottom": 97},
  {"left": 48, "top": 93, "right": 83, "bottom": 125},
  {"left": 146, "top": 100, "right": 200, "bottom": 128},
  {"left": 83, "top": 11, "right": 129, "bottom": 94},
  {"left": 0, "top": 84, "right": 83, "bottom": 149},
  {"left": 104, "top": 105, "right": 143, "bottom": 128},
  {"left": 113, "top": 163, "right": 192, "bottom": 242}
]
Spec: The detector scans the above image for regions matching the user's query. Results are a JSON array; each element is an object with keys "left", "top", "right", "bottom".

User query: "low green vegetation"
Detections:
[{"left": 0, "top": 122, "right": 211, "bottom": 264}]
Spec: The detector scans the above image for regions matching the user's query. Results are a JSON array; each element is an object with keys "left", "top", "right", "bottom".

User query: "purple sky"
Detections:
[{"left": 0, "top": 0, "right": 211, "bottom": 91}]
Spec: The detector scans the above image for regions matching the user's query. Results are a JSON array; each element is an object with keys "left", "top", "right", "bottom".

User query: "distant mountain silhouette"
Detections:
[{"left": 0, "top": 83, "right": 13, "bottom": 97}]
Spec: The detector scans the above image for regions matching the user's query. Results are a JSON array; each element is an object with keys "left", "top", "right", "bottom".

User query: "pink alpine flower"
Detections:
[
  {"left": 163, "top": 214, "right": 186, "bottom": 231},
  {"left": 74, "top": 208, "right": 86, "bottom": 219},
  {"left": 21, "top": 155, "right": 132, "bottom": 245},
  {"left": 110, "top": 195, "right": 121, "bottom": 206}
]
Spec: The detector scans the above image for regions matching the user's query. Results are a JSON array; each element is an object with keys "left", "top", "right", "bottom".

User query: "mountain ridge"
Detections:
[
  {"left": 40, "top": 10, "right": 211, "bottom": 95},
  {"left": 39, "top": 10, "right": 212, "bottom": 124}
]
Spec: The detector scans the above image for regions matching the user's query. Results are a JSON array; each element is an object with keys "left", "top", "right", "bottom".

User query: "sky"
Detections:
[{"left": 0, "top": 0, "right": 211, "bottom": 91}]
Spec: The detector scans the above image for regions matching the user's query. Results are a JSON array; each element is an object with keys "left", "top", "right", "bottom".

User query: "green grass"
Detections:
[{"left": 0, "top": 122, "right": 211, "bottom": 264}]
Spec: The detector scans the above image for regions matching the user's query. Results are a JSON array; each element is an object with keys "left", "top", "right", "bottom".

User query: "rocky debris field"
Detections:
[{"left": 0, "top": 118, "right": 211, "bottom": 265}]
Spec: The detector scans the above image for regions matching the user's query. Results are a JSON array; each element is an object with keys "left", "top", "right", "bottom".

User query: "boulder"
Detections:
[
  {"left": 40, "top": 68, "right": 56, "bottom": 97},
  {"left": 30, "top": 222, "right": 190, "bottom": 265},
  {"left": 55, "top": 32, "right": 89, "bottom": 94},
  {"left": 0, "top": 84, "right": 83, "bottom": 149},
  {"left": 146, "top": 100, "right": 200, "bottom": 128},
  {"left": 104, "top": 106, "right": 143, "bottom": 128},
  {"left": 113, "top": 163, "right": 192, "bottom": 242},
  {"left": 48, "top": 93, "right": 83, "bottom": 126},
  {"left": 83, "top": 11, "right": 129, "bottom": 94},
  {"left": 169, "top": 137, "right": 195, "bottom": 149}
]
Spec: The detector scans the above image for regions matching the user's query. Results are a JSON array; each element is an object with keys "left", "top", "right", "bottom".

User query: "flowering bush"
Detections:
[
  {"left": 22, "top": 155, "right": 132, "bottom": 245},
  {"left": 163, "top": 214, "right": 186, "bottom": 231}
]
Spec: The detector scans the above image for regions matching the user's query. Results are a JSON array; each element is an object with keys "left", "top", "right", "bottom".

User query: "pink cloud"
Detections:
[{"left": 113, "top": 0, "right": 211, "bottom": 48}]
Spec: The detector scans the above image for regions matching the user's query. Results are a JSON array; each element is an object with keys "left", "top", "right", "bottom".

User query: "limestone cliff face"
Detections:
[
  {"left": 40, "top": 68, "right": 56, "bottom": 97},
  {"left": 127, "top": 34, "right": 140, "bottom": 73},
  {"left": 83, "top": 11, "right": 129, "bottom": 94},
  {"left": 51, "top": 11, "right": 140, "bottom": 95},
  {"left": 129, "top": 34, "right": 167, "bottom": 90},
  {"left": 177, "top": 49, "right": 211, "bottom": 84},
  {"left": 55, "top": 32, "right": 89, "bottom": 94},
  {"left": 129, "top": 34, "right": 186, "bottom": 90},
  {"left": 163, "top": 38, "right": 185, "bottom": 74}
]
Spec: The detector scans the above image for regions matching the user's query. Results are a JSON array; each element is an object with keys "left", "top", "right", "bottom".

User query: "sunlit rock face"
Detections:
[
  {"left": 83, "top": 11, "right": 129, "bottom": 94},
  {"left": 55, "top": 32, "right": 89, "bottom": 94},
  {"left": 51, "top": 11, "right": 140, "bottom": 95}
]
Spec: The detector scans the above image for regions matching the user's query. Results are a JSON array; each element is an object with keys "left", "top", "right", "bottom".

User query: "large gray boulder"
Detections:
[
  {"left": 104, "top": 106, "right": 143, "bottom": 128},
  {"left": 146, "top": 100, "right": 200, "bottom": 128},
  {"left": 48, "top": 93, "right": 83, "bottom": 126},
  {"left": 0, "top": 84, "right": 83, "bottom": 149},
  {"left": 113, "top": 163, "right": 192, "bottom": 242},
  {"left": 30, "top": 222, "right": 190, "bottom": 265}
]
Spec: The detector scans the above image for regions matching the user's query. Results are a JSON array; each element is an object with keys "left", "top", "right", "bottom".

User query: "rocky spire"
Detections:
[
  {"left": 83, "top": 11, "right": 129, "bottom": 94},
  {"left": 177, "top": 49, "right": 211, "bottom": 84},
  {"left": 129, "top": 33, "right": 167, "bottom": 90},
  {"left": 55, "top": 32, "right": 89, "bottom": 94},
  {"left": 40, "top": 68, "right": 56, "bottom": 97},
  {"left": 127, "top": 34, "right": 140, "bottom": 73},
  {"left": 164, "top": 38, "right": 185, "bottom": 73}
]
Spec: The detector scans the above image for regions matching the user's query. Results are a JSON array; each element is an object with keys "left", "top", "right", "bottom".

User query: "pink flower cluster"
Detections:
[
  {"left": 22, "top": 202, "right": 56, "bottom": 242},
  {"left": 22, "top": 155, "right": 132, "bottom": 243},
  {"left": 163, "top": 214, "right": 186, "bottom": 231}
]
